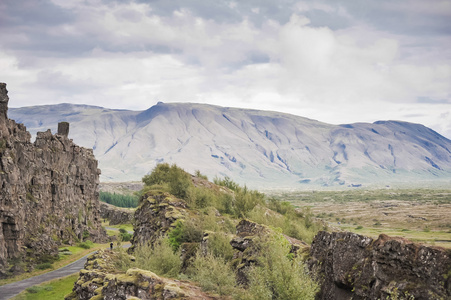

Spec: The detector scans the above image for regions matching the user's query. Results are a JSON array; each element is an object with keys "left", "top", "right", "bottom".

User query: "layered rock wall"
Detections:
[
  {"left": 0, "top": 83, "right": 105, "bottom": 277},
  {"left": 309, "top": 231, "right": 451, "bottom": 300},
  {"left": 100, "top": 202, "right": 134, "bottom": 225}
]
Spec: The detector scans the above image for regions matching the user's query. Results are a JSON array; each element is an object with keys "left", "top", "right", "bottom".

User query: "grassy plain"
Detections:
[{"left": 267, "top": 188, "right": 451, "bottom": 248}]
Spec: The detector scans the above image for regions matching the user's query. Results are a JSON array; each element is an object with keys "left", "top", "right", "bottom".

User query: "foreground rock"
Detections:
[
  {"left": 0, "top": 83, "right": 106, "bottom": 278},
  {"left": 308, "top": 231, "right": 451, "bottom": 300},
  {"left": 65, "top": 250, "right": 217, "bottom": 300}
]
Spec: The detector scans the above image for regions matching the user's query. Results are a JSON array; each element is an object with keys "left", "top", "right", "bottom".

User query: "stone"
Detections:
[
  {"left": 57, "top": 122, "right": 70, "bottom": 137},
  {"left": 0, "top": 83, "right": 106, "bottom": 278},
  {"left": 308, "top": 231, "right": 451, "bottom": 300},
  {"left": 100, "top": 202, "right": 134, "bottom": 225},
  {"left": 130, "top": 192, "right": 187, "bottom": 252},
  {"left": 66, "top": 250, "right": 217, "bottom": 300}
]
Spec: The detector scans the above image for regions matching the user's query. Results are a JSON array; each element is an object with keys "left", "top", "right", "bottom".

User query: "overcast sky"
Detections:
[{"left": 1, "top": 0, "right": 450, "bottom": 138}]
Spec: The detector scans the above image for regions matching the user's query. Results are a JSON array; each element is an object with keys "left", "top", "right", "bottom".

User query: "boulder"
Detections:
[{"left": 308, "top": 231, "right": 451, "bottom": 300}]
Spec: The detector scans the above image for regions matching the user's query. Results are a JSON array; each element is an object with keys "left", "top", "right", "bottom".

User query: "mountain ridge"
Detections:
[{"left": 9, "top": 102, "right": 451, "bottom": 188}]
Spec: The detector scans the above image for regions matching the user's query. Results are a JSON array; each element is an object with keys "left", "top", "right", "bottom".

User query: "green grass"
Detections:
[
  {"left": 337, "top": 223, "right": 451, "bottom": 248},
  {"left": 102, "top": 221, "right": 134, "bottom": 233},
  {"left": 11, "top": 273, "right": 78, "bottom": 300},
  {"left": 0, "top": 243, "right": 110, "bottom": 286},
  {"left": 267, "top": 188, "right": 451, "bottom": 248}
]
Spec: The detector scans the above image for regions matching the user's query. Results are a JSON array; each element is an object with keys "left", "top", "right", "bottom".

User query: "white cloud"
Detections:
[{"left": 0, "top": 0, "right": 450, "bottom": 138}]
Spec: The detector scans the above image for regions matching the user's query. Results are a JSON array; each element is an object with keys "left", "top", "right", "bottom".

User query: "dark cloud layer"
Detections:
[{"left": 0, "top": 0, "right": 450, "bottom": 138}]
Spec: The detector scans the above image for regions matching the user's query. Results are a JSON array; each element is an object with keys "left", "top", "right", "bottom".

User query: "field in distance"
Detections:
[{"left": 267, "top": 189, "right": 451, "bottom": 248}]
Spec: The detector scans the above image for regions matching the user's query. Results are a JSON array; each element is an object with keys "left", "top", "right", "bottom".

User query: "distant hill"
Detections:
[{"left": 9, "top": 102, "right": 451, "bottom": 188}]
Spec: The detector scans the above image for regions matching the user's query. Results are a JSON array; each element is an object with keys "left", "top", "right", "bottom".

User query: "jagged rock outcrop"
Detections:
[
  {"left": 0, "top": 83, "right": 106, "bottom": 278},
  {"left": 100, "top": 202, "right": 134, "bottom": 225},
  {"left": 130, "top": 191, "right": 187, "bottom": 251},
  {"left": 65, "top": 250, "right": 216, "bottom": 300},
  {"left": 308, "top": 231, "right": 451, "bottom": 300},
  {"left": 230, "top": 219, "right": 308, "bottom": 286}
]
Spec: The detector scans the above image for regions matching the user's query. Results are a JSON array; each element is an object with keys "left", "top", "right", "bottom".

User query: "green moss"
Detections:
[
  {"left": 165, "top": 207, "right": 184, "bottom": 220},
  {"left": 126, "top": 267, "right": 161, "bottom": 281},
  {"left": 163, "top": 283, "right": 186, "bottom": 297},
  {"left": 90, "top": 294, "right": 104, "bottom": 300}
]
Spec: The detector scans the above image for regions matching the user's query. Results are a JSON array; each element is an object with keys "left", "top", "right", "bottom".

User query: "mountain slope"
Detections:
[{"left": 9, "top": 102, "right": 451, "bottom": 188}]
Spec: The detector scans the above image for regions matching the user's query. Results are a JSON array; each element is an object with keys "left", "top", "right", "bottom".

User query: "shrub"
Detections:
[
  {"left": 213, "top": 176, "right": 240, "bottom": 191},
  {"left": 133, "top": 237, "right": 181, "bottom": 278},
  {"left": 195, "top": 170, "right": 208, "bottom": 180},
  {"left": 26, "top": 285, "right": 53, "bottom": 293},
  {"left": 120, "top": 232, "right": 132, "bottom": 242},
  {"left": 35, "top": 262, "right": 53, "bottom": 270},
  {"left": 189, "top": 252, "right": 237, "bottom": 296},
  {"left": 356, "top": 225, "right": 363, "bottom": 230},
  {"left": 77, "top": 240, "right": 94, "bottom": 249},
  {"left": 142, "top": 163, "right": 192, "bottom": 199},
  {"left": 168, "top": 219, "right": 203, "bottom": 251},
  {"left": 113, "top": 247, "right": 134, "bottom": 271},
  {"left": 244, "top": 235, "right": 319, "bottom": 300},
  {"left": 206, "top": 232, "right": 235, "bottom": 261}
]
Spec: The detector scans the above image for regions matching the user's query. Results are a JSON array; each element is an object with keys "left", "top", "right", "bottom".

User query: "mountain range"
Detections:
[{"left": 8, "top": 102, "right": 451, "bottom": 189}]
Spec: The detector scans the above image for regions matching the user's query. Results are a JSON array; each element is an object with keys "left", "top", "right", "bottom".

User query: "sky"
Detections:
[{"left": 1, "top": 0, "right": 451, "bottom": 138}]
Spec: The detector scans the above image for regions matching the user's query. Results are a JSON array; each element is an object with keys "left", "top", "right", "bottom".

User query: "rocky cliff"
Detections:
[
  {"left": 308, "top": 231, "right": 451, "bottom": 300},
  {"left": 0, "top": 83, "right": 105, "bottom": 278},
  {"left": 100, "top": 202, "right": 134, "bottom": 225}
]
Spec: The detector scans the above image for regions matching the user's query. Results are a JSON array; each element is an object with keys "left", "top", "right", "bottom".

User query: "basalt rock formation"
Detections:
[
  {"left": 65, "top": 250, "right": 216, "bottom": 300},
  {"left": 230, "top": 219, "right": 308, "bottom": 286},
  {"left": 308, "top": 231, "right": 451, "bottom": 300},
  {"left": 130, "top": 191, "right": 187, "bottom": 252},
  {"left": 100, "top": 202, "right": 134, "bottom": 225},
  {"left": 0, "top": 83, "right": 105, "bottom": 278}
]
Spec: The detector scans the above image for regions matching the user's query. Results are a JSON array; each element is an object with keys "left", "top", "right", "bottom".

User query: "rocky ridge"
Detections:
[
  {"left": 308, "top": 231, "right": 451, "bottom": 299},
  {"left": 65, "top": 250, "right": 216, "bottom": 300},
  {"left": 0, "top": 83, "right": 105, "bottom": 278}
]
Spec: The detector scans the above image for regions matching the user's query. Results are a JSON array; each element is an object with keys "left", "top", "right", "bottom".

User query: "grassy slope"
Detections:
[{"left": 11, "top": 273, "right": 78, "bottom": 300}]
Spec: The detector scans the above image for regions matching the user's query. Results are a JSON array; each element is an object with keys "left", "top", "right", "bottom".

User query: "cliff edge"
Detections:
[{"left": 0, "top": 83, "right": 106, "bottom": 278}]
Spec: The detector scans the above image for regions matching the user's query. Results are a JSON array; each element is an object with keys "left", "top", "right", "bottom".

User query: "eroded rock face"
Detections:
[
  {"left": 130, "top": 192, "right": 187, "bottom": 251},
  {"left": 100, "top": 202, "right": 134, "bottom": 225},
  {"left": 65, "top": 250, "right": 216, "bottom": 300},
  {"left": 0, "top": 83, "right": 105, "bottom": 277},
  {"left": 309, "top": 231, "right": 451, "bottom": 300},
  {"left": 230, "top": 219, "right": 307, "bottom": 286}
]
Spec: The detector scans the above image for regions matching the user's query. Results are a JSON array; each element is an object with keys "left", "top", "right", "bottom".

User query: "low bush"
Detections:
[
  {"left": 244, "top": 235, "right": 318, "bottom": 300},
  {"left": 35, "top": 262, "right": 53, "bottom": 270},
  {"left": 77, "top": 240, "right": 94, "bottom": 249},
  {"left": 189, "top": 252, "right": 237, "bottom": 296},
  {"left": 26, "top": 285, "right": 53, "bottom": 293},
  {"left": 134, "top": 237, "right": 182, "bottom": 278}
]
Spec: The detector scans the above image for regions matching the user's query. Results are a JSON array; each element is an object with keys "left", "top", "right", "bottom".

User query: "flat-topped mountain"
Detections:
[{"left": 9, "top": 102, "right": 451, "bottom": 188}]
